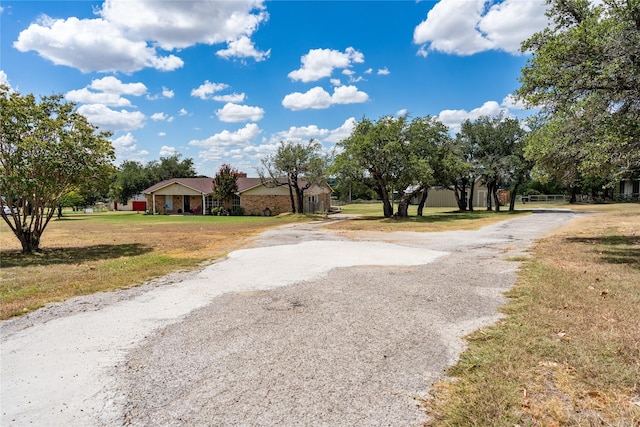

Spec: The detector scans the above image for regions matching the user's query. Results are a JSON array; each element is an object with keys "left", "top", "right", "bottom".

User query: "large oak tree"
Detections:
[{"left": 518, "top": 0, "right": 640, "bottom": 183}]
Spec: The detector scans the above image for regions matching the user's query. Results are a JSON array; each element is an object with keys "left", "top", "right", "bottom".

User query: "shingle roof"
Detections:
[{"left": 143, "top": 177, "right": 214, "bottom": 194}]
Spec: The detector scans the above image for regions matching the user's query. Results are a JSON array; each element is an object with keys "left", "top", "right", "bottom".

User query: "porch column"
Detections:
[
  {"left": 152, "top": 194, "right": 156, "bottom": 214},
  {"left": 202, "top": 194, "right": 206, "bottom": 215}
]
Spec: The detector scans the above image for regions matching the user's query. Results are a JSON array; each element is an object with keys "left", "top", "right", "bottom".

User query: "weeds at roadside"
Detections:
[{"left": 422, "top": 204, "right": 640, "bottom": 426}]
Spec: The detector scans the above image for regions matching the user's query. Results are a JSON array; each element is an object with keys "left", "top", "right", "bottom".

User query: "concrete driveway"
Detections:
[{"left": 0, "top": 210, "right": 579, "bottom": 426}]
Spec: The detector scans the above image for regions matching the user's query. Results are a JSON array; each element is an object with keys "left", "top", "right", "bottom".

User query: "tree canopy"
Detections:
[
  {"left": 213, "top": 164, "right": 239, "bottom": 205},
  {"left": 259, "top": 139, "right": 327, "bottom": 214},
  {"left": 518, "top": 0, "right": 640, "bottom": 183},
  {"left": 335, "top": 115, "right": 451, "bottom": 217},
  {"left": 0, "top": 86, "right": 115, "bottom": 253}
]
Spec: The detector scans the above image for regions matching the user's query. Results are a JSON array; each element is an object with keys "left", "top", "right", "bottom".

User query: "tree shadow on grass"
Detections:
[
  {"left": 566, "top": 235, "right": 640, "bottom": 269},
  {"left": 0, "top": 243, "right": 153, "bottom": 268}
]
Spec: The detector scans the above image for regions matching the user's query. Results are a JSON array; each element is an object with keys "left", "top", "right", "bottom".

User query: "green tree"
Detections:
[
  {"left": 147, "top": 153, "right": 197, "bottom": 182},
  {"left": 259, "top": 139, "right": 327, "bottom": 214},
  {"left": 212, "top": 164, "right": 238, "bottom": 208},
  {"left": 518, "top": 0, "right": 640, "bottom": 182},
  {"left": 457, "top": 116, "right": 527, "bottom": 212},
  {"left": 336, "top": 116, "right": 405, "bottom": 218},
  {"left": 0, "top": 86, "right": 115, "bottom": 253},
  {"left": 111, "top": 160, "right": 152, "bottom": 205}
]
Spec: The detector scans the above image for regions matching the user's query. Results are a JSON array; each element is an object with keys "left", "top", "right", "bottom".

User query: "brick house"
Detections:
[{"left": 143, "top": 173, "right": 332, "bottom": 215}]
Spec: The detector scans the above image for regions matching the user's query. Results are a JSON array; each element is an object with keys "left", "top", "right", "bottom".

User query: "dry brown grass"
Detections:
[
  {"left": 0, "top": 212, "right": 303, "bottom": 319},
  {"left": 424, "top": 203, "right": 640, "bottom": 426}
]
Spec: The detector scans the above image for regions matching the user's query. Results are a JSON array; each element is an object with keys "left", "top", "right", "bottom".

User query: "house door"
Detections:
[
  {"left": 184, "top": 196, "right": 191, "bottom": 213},
  {"left": 165, "top": 197, "right": 173, "bottom": 211}
]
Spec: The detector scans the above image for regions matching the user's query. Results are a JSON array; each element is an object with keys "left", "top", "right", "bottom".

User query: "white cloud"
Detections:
[
  {"left": 396, "top": 109, "right": 409, "bottom": 117},
  {"left": 0, "top": 70, "right": 13, "bottom": 91},
  {"left": 90, "top": 76, "right": 147, "bottom": 95},
  {"left": 65, "top": 88, "right": 133, "bottom": 107},
  {"left": 501, "top": 93, "right": 527, "bottom": 110},
  {"left": 330, "top": 78, "right": 341, "bottom": 86},
  {"left": 150, "top": 112, "right": 168, "bottom": 121},
  {"left": 437, "top": 101, "right": 507, "bottom": 133},
  {"left": 14, "top": 16, "right": 183, "bottom": 73},
  {"left": 179, "top": 108, "right": 188, "bottom": 116},
  {"left": 191, "top": 81, "right": 229, "bottom": 100},
  {"left": 324, "top": 117, "right": 357, "bottom": 143},
  {"left": 272, "top": 125, "right": 330, "bottom": 143},
  {"left": 282, "top": 85, "right": 369, "bottom": 111},
  {"left": 377, "top": 67, "right": 390, "bottom": 75},
  {"left": 159, "top": 145, "right": 177, "bottom": 156},
  {"left": 215, "top": 103, "right": 265, "bottom": 123},
  {"left": 111, "top": 132, "right": 149, "bottom": 161},
  {"left": 216, "top": 36, "right": 270, "bottom": 62},
  {"left": 99, "top": 0, "right": 268, "bottom": 50},
  {"left": 111, "top": 132, "right": 138, "bottom": 153},
  {"left": 77, "top": 103, "right": 145, "bottom": 131},
  {"left": 162, "top": 87, "right": 174, "bottom": 98},
  {"left": 213, "top": 93, "right": 246, "bottom": 103},
  {"left": 288, "top": 47, "right": 365, "bottom": 82},
  {"left": 13, "top": 0, "right": 268, "bottom": 72},
  {"left": 364, "top": 68, "right": 373, "bottom": 74},
  {"left": 413, "top": 0, "right": 548, "bottom": 56},
  {"left": 189, "top": 123, "right": 262, "bottom": 162},
  {"left": 158, "top": 132, "right": 166, "bottom": 137}
]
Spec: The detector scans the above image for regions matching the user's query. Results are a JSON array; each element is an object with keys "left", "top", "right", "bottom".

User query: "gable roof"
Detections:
[{"left": 143, "top": 177, "right": 214, "bottom": 194}]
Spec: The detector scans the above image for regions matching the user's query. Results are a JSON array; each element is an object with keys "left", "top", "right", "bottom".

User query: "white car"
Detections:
[{"left": 2, "top": 204, "right": 17, "bottom": 215}]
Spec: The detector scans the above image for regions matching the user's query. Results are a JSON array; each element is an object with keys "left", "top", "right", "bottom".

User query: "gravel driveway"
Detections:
[{"left": 1, "top": 210, "right": 579, "bottom": 426}]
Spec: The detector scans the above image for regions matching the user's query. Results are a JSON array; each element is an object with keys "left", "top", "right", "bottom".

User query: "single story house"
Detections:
[
  {"left": 618, "top": 178, "right": 640, "bottom": 200},
  {"left": 143, "top": 173, "right": 332, "bottom": 215}
]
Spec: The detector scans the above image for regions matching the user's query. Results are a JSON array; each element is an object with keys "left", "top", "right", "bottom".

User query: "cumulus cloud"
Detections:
[
  {"left": 111, "top": 132, "right": 149, "bottom": 160},
  {"left": 99, "top": 0, "right": 268, "bottom": 50},
  {"left": 162, "top": 87, "right": 174, "bottom": 98},
  {"left": 179, "top": 108, "right": 188, "bottom": 116},
  {"left": 89, "top": 76, "right": 147, "bottom": 95},
  {"left": 13, "top": 0, "right": 269, "bottom": 72},
  {"left": 271, "top": 125, "right": 330, "bottom": 143},
  {"left": 282, "top": 85, "right": 369, "bottom": 111},
  {"left": 65, "top": 88, "right": 133, "bottom": 107},
  {"left": 14, "top": 16, "right": 183, "bottom": 73},
  {"left": 413, "top": 0, "right": 548, "bottom": 56},
  {"left": 324, "top": 117, "right": 357, "bottom": 143},
  {"left": 77, "top": 103, "right": 145, "bottom": 131},
  {"left": 191, "top": 81, "right": 229, "bottom": 100},
  {"left": 377, "top": 67, "right": 390, "bottom": 75},
  {"left": 150, "top": 112, "right": 169, "bottom": 121},
  {"left": 437, "top": 100, "right": 507, "bottom": 133},
  {"left": 159, "top": 145, "right": 177, "bottom": 156},
  {"left": 288, "top": 47, "right": 365, "bottom": 82},
  {"left": 501, "top": 93, "right": 527, "bottom": 110},
  {"left": 65, "top": 77, "right": 146, "bottom": 107},
  {"left": 189, "top": 123, "right": 262, "bottom": 162},
  {"left": 215, "top": 103, "right": 265, "bottom": 123},
  {"left": 216, "top": 36, "right": 270, "bottom": 62},
  {"left": 0, "top": 70, "right": 13, "bottom": 91},
  {"left": 213, "top": 93, "right": 246, "bottom": 103}
]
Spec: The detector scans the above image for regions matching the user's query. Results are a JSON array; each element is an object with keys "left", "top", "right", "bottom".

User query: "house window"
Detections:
[
  {"left": 232, "top": 194, "right": 241, "bottom": 208},
  {"left": 205, "top": 196, "right": 223, "bottom": 210}
]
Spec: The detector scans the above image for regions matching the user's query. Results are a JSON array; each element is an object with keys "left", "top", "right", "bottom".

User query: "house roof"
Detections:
[
  {"left": 143, "top": 176, "right": 331, "bottom": 195},
  {"left": 143, "top": 177, "right": 214, "bottom": 194}
]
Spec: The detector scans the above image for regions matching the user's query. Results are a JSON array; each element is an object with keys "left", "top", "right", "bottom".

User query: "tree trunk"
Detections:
[
  {"left": 570, "top": 186, "right": 577, "bottom": 204},
  {"left": 509, "top": 182, "right": 520, "bottom": 211},
  {"left": 486, "top": 182, "right": 493, "bottom": 211},
  {"left": 468, "top": 180, "right": 475, "bottom": 212},
  {"left": 493, "top": 186, "right": 501, "bottom": 212},
  {"left": 287, "top": 182, "right": 296, "bottom": 213},
  {"left": 417, "top": 189, "right": 428, "bottom": 216},
  {"left": 19, "top": 230, "right": 42, "bottom": 254}
]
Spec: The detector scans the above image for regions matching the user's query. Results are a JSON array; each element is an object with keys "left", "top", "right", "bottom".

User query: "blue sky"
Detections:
[{"left": 0, "top": 0, "right": 550, "bottom": 177}]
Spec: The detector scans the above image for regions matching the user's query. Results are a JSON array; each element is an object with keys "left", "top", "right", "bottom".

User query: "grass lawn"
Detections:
[
  {"left": 0, "top": 211, "right": 305, "bottom": 319},
  {"left": 423, "top": 202, "right": 640, "bottom": 426}
]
